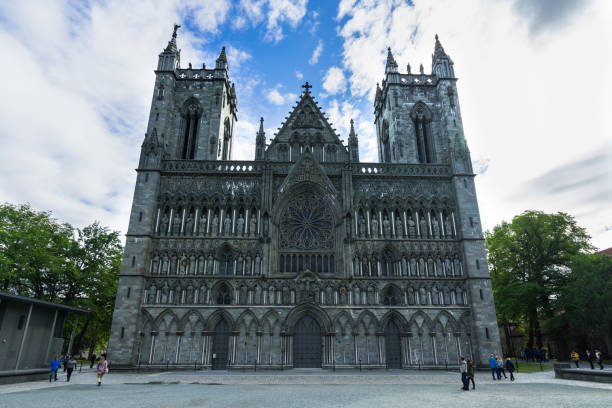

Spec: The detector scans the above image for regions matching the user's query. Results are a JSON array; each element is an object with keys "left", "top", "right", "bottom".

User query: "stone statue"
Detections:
[
  {"left": 206, "top": 255, "right": 214, "bottom": 274},
  {"left": 161, "top": 282, "right": 169, "bottom": 304},
  {"left": 185, "top": 285, "right": 194, "bottom": 304},
  {"left": 160, "top": 213, "right": 169, "bottom": 235},
  {"left": 179, "top": 255, "right": 187, "bottom": 274},
  {"left": 382, "top": 216, "right": 391, "bottom": 237},
  {"left": 445, "top": 257, "right": 452, "bottom": 276},
  {"left": 250, "top": 217, "right": 257, "bottom": 237},
  {"left": 255, "top": 255, "right": 261, "bottom": 274},
  {"left": 395, "top": 215, "right": 403, "bottom": 237},
  {"left": 419, "top": 216, "right": 427, "bottom": 238},
  {"left": 419, "top": 63, "right": 424, "bottom": 74},
  {"left": 359, "top": 216, "right": 366, "bottom": 238},
  {"left": 407, "top": 216, "right": 416, "bottom": 238},
  {"left": 237, "top": 214, "right": 245, "bottom": 236},
  {"left": 432, "top": 217, "right": 440, "bottom": 239},
  {"left": 172, "top": 212, "right": 182, "bottom": 235},
  {"left": 211, "top": 214, "right": 219, "bottom": 236},
  {"left": 371, "top": 217, "right": 379, "bottom": 238},
  {"left": 184, "top": 213, "right": 193, "bottom": 235},
  {"left": 223, "top": 214, "right": 231, "bottom": 236},
  {"left": 444, "top": 217, "right": 452, "bottom": 238},
  {"left": 199, "top": 213, "right": 207, "bottom": 235},
  {"left": 245, "top": 256, "right": 252, "bottom": 274}
]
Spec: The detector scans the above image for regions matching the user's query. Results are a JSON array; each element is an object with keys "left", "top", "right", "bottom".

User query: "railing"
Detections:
[{"left": 161, "top": 159, "right": 451, "bottom": 177}]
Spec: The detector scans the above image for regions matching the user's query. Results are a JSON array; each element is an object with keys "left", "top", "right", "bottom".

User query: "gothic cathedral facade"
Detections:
[{"left": 108, "top": 28, "right": 501, "bottom": 369}]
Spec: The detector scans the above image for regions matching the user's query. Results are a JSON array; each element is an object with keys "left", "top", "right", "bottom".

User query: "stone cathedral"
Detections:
[{"left": 108, "top": 27, "right": 501, "bottom": 370}]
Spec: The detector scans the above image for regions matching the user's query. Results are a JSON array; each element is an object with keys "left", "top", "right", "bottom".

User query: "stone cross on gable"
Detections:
[{"left": 302, "top": 82, "right": 312, "bottom": 94}]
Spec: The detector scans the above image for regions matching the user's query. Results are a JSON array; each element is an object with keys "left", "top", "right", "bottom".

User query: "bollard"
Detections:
[{"left": 359, "top": 359, "right": 362, "bottom": 372}]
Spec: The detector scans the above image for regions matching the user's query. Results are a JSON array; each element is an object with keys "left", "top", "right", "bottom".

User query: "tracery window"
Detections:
[{"left": 279, "top": 194, "right": 334, "bottom": 250}]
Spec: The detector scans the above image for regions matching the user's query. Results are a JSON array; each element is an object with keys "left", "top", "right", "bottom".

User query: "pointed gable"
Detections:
[
  {"left": 278, "top": 149, "right": 337, "bottom": 196},
  {"left": 266, "top": 83, "right": 348, "bottom": 162}
]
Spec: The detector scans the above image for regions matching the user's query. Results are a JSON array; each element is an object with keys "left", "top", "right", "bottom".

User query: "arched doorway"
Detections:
[
  {"left": 212, "top": 319, "right": 229, "bottom": 370},
  {"left": 385, "top": 320, "right": 402, "bottom": 368},
  {"left": 293, "top": 315, "right": 322, "bottom": 368}
]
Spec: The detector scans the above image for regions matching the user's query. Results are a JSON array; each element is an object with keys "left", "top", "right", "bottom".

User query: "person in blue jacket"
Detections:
[
  {"left": 489, "top": 354, "right": 498, "bottom": 380},
  {"left": 50, "top": 355, "right": 61, "bottom": 382}
]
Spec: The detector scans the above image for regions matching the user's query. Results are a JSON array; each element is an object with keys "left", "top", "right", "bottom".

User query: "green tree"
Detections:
[
  {"left": 549, "top": 253, "right": 612, "bottom": 354},
  {"left": 0, "top": 203, "right": 74, "bottom": 300},
  {"left": 485, "top": 210, "right": 592, "bottom": 349},
  {"left": 0, "top": 203, "right": 122, "bottom": 354}
]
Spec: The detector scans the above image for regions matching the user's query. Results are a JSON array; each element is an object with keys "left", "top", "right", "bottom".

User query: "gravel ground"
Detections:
[{"left": 1, "top": 370, "right": 610, "bottom": 408}]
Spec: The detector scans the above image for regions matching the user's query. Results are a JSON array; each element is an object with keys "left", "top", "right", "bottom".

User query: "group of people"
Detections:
[
  {"left": 49, "top": 354, "right": 108, "bottom": 386},
  {"left": 571, "top": 349, "right": 605, "bottom": 370},
  {"left": 521, "top": 347, "right": 547, "bottom": 363},
  {"left": 459, "top": 354, "right": 516, "bottom": 391},
  {"left": 49, "top": 354, "right": 77, "bottom": 382}
]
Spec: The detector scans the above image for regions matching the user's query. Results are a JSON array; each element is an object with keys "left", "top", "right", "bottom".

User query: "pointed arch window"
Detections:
[
  {"left": 410, "top": 102, "right": 435, "bottom": 163},
  {"left": 180, "top": 99, "right": 202, "bottom": 159}
]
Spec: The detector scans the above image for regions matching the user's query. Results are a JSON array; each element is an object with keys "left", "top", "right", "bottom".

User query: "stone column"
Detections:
[
  {"left": 149, "top": 331, "right": 157, "bottom": 364},
  {"left": 232, "top": 208, "right": 237, "bottom": 235},
  {"left": 175, "top": 331, "right": 184, "bottom": 364},
  {"left": 180, "top": 208, "right": 186, "bottom": 235},
  {"left": 206, "top": 208, "right": 212, "bottom": 235},
  {"left": 193, "top": 209, "right": 199, "bottom": 235},
  {"left": 168, "top": 208, "right": 174, "bottom": 234},
  {"left": 376, "top": 333, "right": 385, "bottom": 365},
  {"left": 431, "top": 332, "right": 438, "bottom": 365},
  {"left": 155, "top": 208, "right": 161, "bottom": 234},
  {"left": 256, "top": 331, "right": 262, "bottom": 365}
]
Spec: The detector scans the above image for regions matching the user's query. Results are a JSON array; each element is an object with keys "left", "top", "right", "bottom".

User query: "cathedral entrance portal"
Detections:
[
  {"left": 293, "top": 315, "right": 322, "bottom": 368},
  {"left": 212, "top": 319, "right": 229, "bottom": 370},
  {"left": 385, "top": 320, "right": 402, "bottom": 369}
]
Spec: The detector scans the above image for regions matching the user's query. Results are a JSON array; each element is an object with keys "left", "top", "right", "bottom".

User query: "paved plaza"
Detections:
[{"left": 1, "top": 369, "right": 611, "bottom": 408}]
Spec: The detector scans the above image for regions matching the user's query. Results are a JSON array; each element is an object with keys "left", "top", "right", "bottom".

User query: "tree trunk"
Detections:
[
  {"left": 503, "top": 324, "right": 515, "bottom": 357},
  {"left": 535, "top": 319, "right": 543, "bottom": 349}
]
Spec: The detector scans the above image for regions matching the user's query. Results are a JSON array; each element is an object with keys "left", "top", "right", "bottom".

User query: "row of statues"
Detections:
[
  {"left": 159, "top": 211, "right": 258, "bottom": 237},
  {"left": 357, "top": 213, "right": 452, "bottom": 239}
]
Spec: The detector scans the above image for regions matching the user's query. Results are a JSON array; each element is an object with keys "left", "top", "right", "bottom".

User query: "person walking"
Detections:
[
  {"left": 66, "top": 355, "right": 77, "bottom": 382},
  {"left": 586, "top": 350, "right": 595, "bottom": 369},
  {"left": 595, "top": 350, "right": 604, "bottom": 370},
  {"left": 467, "top": 358, "right": 476, "bottom": 390},
  {"left": 49, "top": 355, "right": 61, "bottom": 382},
  {"left": 96, "top": 356, "right": 108, "bottom": 386},
  {"left": 90, "top": 353, "right": 97, "bottom": 369},
  {"left": 459, "top": 356, "right": 469, "bottom": 390},
  {"left": 571, "top": 350, "right": 580, "bottom": 368},
  {"left": 505, "top": 358, "right": 516, "bottom": 381},
  {"left": 496, "top": 355, "right": 507, "bottom": 379},
  {"left": 489, "top": 354, "right": 498, "bottom": 380}
]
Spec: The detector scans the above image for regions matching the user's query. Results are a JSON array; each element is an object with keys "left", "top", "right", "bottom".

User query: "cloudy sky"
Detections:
[{"left": 0, "top": 0, "right": 610, "bottom": 249}]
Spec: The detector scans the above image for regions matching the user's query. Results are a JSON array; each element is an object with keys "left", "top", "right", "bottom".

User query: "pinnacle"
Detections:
[
  {"left": 217, "top": 46, "right": 227, "bottom": 62},
  {"left": 163, "top": 24, "right": 180, "bottom": 54}
]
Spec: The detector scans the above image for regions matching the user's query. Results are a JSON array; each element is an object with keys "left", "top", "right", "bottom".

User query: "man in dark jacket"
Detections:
[
  {"left": 66, "top": 356, "right": 77, "bottom": 382},
  {"left": 505, "top": 358, "right": 516, "bottom": 381},
  {"left": 586, "top": 350, "right": 595, "bottom": 369}
]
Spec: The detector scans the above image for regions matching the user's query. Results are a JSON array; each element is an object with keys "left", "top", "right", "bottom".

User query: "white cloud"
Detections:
[
  {"left": 237, "top": 0, "right": 308, "bottom": 43},
  {"left": 226, "top": 46, "right": 252, "bottom": 69},
  {"left": 295, "top": 70, "right": 304, "bottom": 80},
  {"left": 183, "top": 0, "right": 232, "bottom": 33},
  {"left": 0, "top": 0, "right": 243, "bottom": 237},
  {"left": 266, "top": 85, "right": 298, "bottom": 105},
  {"left": 309, "top": 40, "right": 323, "bottom": 64},
  {"left": 322, "top": 66, "right": 346, "bottom": 95},
  {"left": 325, "top": 99, "right": 361, "bottom": 140},
  {"left": 336, "top": 0, "right": 612, "bottom": 248}
]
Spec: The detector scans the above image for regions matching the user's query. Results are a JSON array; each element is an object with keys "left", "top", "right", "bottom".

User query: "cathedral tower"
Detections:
[{"left": 109, "top": 31, "right": 500, "bottom": 369}]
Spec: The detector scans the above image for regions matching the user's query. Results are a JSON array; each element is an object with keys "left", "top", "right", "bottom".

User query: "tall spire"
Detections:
[
  {"left": 431, "top": 34, "right": 454, "bottom": 78},
  {"left": 385, "top": 47, "right": 398, "bottom": 74},
  {"left": 348, "top": 118, "right": 360, "bottom": 162},
  {"left": 216, "top": 46, "right": 228, "bottom": 70},
  {"left": 255, "top": 117, "right": 265, "bottom": 160},
  {"left": 158, "top": 24, "right": 181, "bottom": 71},
  {"left": 164, "top": 24, "right": 180, "bottom": 54},
  {"left": 433, "top": 33, "right": 447, "bottom": 61}
]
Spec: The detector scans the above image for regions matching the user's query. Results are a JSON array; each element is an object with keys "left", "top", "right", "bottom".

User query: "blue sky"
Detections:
[{"left": 0, "top": 0, "right": 611, "bottom": 249}]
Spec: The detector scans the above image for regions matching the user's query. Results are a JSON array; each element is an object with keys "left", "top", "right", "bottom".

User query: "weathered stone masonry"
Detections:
[{"left": 108, "top": 28, "right": 501, "bottom": 369}]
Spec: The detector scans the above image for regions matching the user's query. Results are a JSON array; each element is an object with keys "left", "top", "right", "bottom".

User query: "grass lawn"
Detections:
[{"left": 514, "top": 361, "right": 554, "bottom": 373}]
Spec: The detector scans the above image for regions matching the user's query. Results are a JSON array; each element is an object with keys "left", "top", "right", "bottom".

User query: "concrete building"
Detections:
[
  {"left": 0, "top": 292, "right": 88, "bottom": 383},
  {"left": 108, "top": 27, "right": 501, "bottom": 369}
]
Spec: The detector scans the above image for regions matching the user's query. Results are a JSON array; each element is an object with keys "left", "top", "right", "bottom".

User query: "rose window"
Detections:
[{"left": 279, "top": 195, "right": 334, "bottom": 250}]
